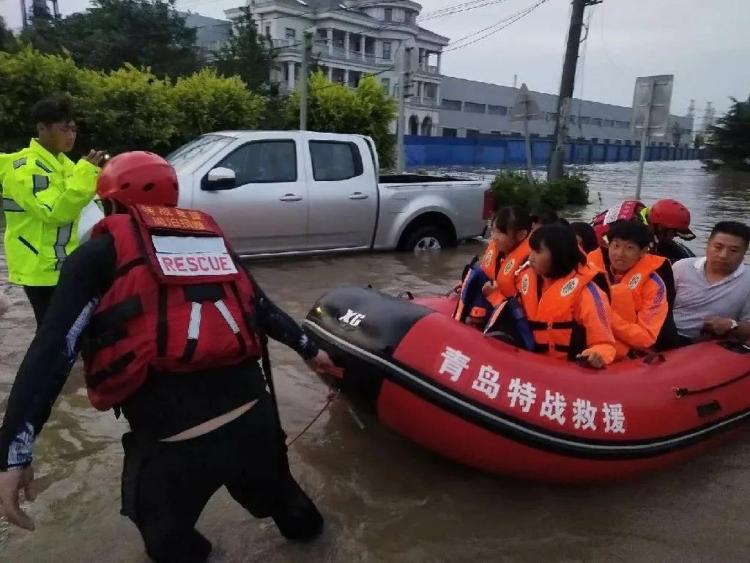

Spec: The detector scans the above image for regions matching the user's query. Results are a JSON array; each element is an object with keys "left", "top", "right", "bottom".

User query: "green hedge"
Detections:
[
  {"left": 0, "top": 49, "right": 265, "bottom": 156},
  {"left": 0, "top": 49, "right": 397, "bottom": 166},
  {"left": 490, "top": 170, "right": 589, "bottom": 211}
]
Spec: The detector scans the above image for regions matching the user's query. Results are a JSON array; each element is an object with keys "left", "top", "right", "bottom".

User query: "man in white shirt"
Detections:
[{"left": 673, "top": 221, "right": 750, "bottom": 343}]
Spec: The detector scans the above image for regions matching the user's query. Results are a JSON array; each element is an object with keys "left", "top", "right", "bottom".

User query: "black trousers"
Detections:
[
  {"left": 23, "top": 285, "right": 56, "bottom": 327},
  {"left": 121, "top": 394, "right": 324, "bottom": 563}
]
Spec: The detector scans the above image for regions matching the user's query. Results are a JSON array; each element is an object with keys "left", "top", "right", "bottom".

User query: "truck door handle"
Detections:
[
  {"left": 348, "top": 192, "right": 369, "bottom": 200},
  {"left": 279, "top": 194, "right": 302, "bottom": 202}
]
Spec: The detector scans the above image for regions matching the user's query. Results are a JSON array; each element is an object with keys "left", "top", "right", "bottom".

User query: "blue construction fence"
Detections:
[{"left": 404, "top": 136, "right": 703, "bottom": 168}]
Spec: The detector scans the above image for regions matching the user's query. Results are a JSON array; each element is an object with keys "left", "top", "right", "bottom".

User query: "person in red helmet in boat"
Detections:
[
  {"left": 0, "top": 152, "right": 342, "bottom": 563},
  {"left": 591, "top": 198, "right": 696, "bottom": 264}
]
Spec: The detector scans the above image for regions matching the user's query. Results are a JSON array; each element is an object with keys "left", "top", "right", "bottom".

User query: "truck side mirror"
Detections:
[{"left": 202, "top": 167, "right": 236, "bottom": 191}]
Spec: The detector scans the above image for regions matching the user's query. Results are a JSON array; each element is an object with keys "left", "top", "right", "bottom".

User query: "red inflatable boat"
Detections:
[{"left": 304, "top": 286, "right": 750, "bottom": 483}]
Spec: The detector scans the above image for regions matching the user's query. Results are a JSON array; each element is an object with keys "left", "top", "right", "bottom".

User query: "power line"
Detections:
[
  {"left": 418, "top": 0, "right": 512, "bottom": 22},
  {"left": 442, "top": 0, "right": 551, "bottom": 53}
]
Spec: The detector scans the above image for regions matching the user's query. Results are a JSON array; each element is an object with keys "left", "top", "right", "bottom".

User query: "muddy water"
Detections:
[{"left": 2, "top": 161, "right": 750, "bottom": 562}]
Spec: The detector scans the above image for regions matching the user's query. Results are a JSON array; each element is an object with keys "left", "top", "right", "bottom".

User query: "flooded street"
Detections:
[{"left": 2, "top": 160, "right": 750, "bottom": 562}]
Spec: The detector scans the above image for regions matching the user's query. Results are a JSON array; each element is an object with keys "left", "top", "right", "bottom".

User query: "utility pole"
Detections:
[
  {"left": 20, "top": 0, "right": 28, "bottom": 28},
  {"left": 396, "top": 45, "right": 413, "bottom": 172},
  {"left": 547, "top": 0, "right": 601, "bottom": 181},
  {"left": 300, "top": 30, "right": 313, "bottom": 130}
]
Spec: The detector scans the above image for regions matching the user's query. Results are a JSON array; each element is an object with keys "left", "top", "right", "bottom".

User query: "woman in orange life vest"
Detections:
[
  {"left": 454, "top": 206, "right": 531, "bottom": 327},
  {"left": 481, "top": 206, "right": 533, "bottom": 308},
  {"left": 588, "top": 220, "right": 675, "bottom": 360},
  {"left": 517, "top": 224, "right": 616, "bottom": 368}
]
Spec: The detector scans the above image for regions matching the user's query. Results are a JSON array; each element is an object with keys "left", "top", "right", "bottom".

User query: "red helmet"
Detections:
[
  {"left": 97, "top": 151, "right": 178, "bottom": 208},
  {"left": 591, "top": 200, "right": 646, "bottom": 246},
  {"left": 648, "top": 199, "right": 695, "bottom": 240}
]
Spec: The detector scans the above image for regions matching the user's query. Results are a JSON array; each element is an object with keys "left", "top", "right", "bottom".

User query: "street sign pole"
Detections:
[
  {"left": 635, "top": 80, "right": 654, "bottom": 199},
  {"left": 522, "top": 116, "right": 533, "bottom": 182},
  {"left": 510, "top": 83, "right": 543, "bottom": 182},
  {"left": 631, "top": 75, "right": 673, "bottom": 200}
]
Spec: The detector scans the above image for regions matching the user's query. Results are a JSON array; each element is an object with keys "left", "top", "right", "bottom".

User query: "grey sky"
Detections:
[{"left": 2, "top": 0, "right": 749, "bottom": 119}]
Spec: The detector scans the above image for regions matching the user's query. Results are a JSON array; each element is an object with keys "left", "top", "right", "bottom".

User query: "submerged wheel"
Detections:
[{"left": 399, "top": 225, "right": 451, "bottom": 253}]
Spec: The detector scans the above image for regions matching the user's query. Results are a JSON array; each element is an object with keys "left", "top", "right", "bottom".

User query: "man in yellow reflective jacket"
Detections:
[{"left": 1, "top": 95, "right": 106, "bottom": 325}]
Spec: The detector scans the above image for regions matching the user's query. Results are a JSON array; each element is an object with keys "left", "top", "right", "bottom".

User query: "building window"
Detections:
[
  {"left": 488, "top": 105, "right": 508, "bottom": 116},
  {"left": 466, "top": 129, "right": 481, "bottom": 138},
  {"left": 441, "top": 99, "right": 462, "bottom": 111},
  {"left": 309, "top": 141, "right": 363, "bottom": 181},
  {"left": 405, "top": 11, "right": 415, "bottom": 24},
  {"left": 579, "top": 116, "right": 591, "bottom": 125},
  {"left": 442, "top": 128, "right": 458, "bottom": 137},
  {"left": 381, "top": 78, "right": 390, "bottom": 94},
  {"left": 265, "top": 25, "right": 271, "bottom": 38},
  {"left": 423, "top": 83, "right": 437, "bottom": 99},
  {"left": 602, "top": 119, "right": 614, "bottom": 127},
  {"left": 384, "top": 8, "right": 393, "bottom": 21},
  {"left": 592, "top": 118, "right": 603, "bottom": 127},
  {"left": 464, "top": 102, "right": 486, "bottom": 114},
  {"left": 382, "top": 41, "right": 391, "bottom": 60},
  {"left": 285, "top": 28, "right": 296, "bottom": 40}
]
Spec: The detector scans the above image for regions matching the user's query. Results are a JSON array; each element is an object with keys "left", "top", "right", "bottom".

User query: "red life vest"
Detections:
[
  {"left": 83, "top": 204, "right": 261, "bottom": 411},
  {"left": 591, "top": 200, "right": 646, "bottom": 246}
]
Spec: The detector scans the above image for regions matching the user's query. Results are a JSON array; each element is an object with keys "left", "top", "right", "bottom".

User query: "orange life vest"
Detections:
[
  {"left": 486, "top": 238, "right": 530, "bottom": 307},
  {"left": 479, "top": 239, "right": 501, "bottom": 279},
  {"left": 608, "top": 254, "right": 667, "bottom": 357},
  {"left": 517, "top": 264, "right": 609, "bottom": 360}
]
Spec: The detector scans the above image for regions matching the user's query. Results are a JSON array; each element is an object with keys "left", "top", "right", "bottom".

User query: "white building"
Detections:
[{"left": 226, "top": 0, "right": 449, "bottom": 135}]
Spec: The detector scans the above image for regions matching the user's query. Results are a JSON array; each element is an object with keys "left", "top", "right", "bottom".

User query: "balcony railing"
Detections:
[{"left": 270, "top": 38, "right": 299, "bottom": 51}]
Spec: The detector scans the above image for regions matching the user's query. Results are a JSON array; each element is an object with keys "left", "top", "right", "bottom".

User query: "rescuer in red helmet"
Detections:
[
  {"left": 646, "top": 198, "right": 696, "bottom": 262},
  {"left": 591, "top": 198, "right": 695, "bottom": 263},
  {"left": 0, "top": 151, "right": 342, "bottom": 563}
]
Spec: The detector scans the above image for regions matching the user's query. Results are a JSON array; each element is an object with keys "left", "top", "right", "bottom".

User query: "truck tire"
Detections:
[{"left": 399, "top": 225, "right": 451, "bottom": 252}]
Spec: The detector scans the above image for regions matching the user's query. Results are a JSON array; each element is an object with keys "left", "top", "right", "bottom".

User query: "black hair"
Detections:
[
  {"left": 31, "top": 94, "right": 74, "bottom": 125},
  {"left": 710, "top": 221, "right": 750, "bottom": 245},
  {"left": 531, "top": 207, "right": 570, "bottom": 227},
  {"left": 529, "top": 224, "right": 585, "bottom": 279},
  {"left": 493, "top": 205, "right": 532, "bottom": 234},
  {"left": 607, "top": 219, "right": 653, "bottom": 249},
  {"left": 570, "top": 221, "right": 598, "bottom": 253}
]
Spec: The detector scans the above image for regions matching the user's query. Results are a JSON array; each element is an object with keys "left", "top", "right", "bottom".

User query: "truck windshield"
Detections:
[{"left": 167, "top": 135, "right": 234, "bottom": 174}]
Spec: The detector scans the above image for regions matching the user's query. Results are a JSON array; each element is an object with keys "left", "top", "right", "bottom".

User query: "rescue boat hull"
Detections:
[{"left": 305, "top": 286, "right": 750, "bottom": 483}]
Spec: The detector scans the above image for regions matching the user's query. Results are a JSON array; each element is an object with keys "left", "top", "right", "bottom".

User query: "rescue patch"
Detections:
[
  {"left": 627, "top": 273, "right": 642, "bottom": 290},
  {"left": 503, "top": 258, "right": 515, "bottom": 275},
  {"left": 560, "top": 278, "right": 579, "bottom": 297},
  {"left": 482, "top": 250, "right": 493, "bottom": 268},
  {"left": 151, "top": 235, "right": 237, "bottom": 277},
  {"left": 520, "top": 274, "right": 530, "bottom": 295}
]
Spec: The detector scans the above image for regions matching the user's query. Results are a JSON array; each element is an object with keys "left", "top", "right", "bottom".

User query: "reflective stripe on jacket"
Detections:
[{"left": 2, "top": 139, "right": 99, "bottom": 286}]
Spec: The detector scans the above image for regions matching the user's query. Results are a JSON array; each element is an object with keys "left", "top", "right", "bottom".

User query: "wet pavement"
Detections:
[{"left": 2, "top": 160, "right": 750, "bottom": 562}]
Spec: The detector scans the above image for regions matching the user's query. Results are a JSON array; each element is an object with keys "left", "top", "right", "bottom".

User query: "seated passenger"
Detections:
[
  {"left": 482, "top": 206, "right": 532, "bottom": 308},
  {"left": 518, "top": 224, "right": 616, "bottom": 368},
  {"left": 673, "top": 221, "right": 750, "bottom": 343},
  {"left": 598, "top": 221, "right": 676, "bottom": 359},
  {"left": 570, "top": 222, "right": 599, "bottom": 254}
]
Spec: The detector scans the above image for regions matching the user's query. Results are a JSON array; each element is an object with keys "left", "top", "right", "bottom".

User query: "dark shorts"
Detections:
[{"left": 121, "top": 394, "right": 323, "bottom": 563}]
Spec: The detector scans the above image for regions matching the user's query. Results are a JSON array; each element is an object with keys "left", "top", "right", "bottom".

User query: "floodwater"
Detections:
[{"left": 1, "top": 160, "right": 749, "bottom": 562}]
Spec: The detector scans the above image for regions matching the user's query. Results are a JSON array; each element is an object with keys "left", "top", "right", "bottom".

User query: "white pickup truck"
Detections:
[{"left": 164, "top": 131, "right": 489, "bottom": 257}]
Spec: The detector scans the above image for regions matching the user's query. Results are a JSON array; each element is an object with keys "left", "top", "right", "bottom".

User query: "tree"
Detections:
[
  {"left": 22, "top": 0, "right": 202, "bottom": 78},
  {"left": 0, "top": 16, "right": 19, "bottom": 53},
  {"left": 284, "top": 72, "right": 398, "bottom": 168},
  {"left": 708, "top": 95, "right": 750, "bottom": 170},
  {"left": 214, "top": 7, "right": 273, "bottom": 92}
]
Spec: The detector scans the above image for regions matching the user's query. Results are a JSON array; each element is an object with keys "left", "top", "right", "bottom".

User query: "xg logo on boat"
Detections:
[{"left": 339, "top": 309, "right": 366, "bottom": 327}]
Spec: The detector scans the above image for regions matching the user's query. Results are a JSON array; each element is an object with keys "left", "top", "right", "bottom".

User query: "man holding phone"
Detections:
[{"left": 2, "top": 94, "right": 105, "bottom": 325}]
